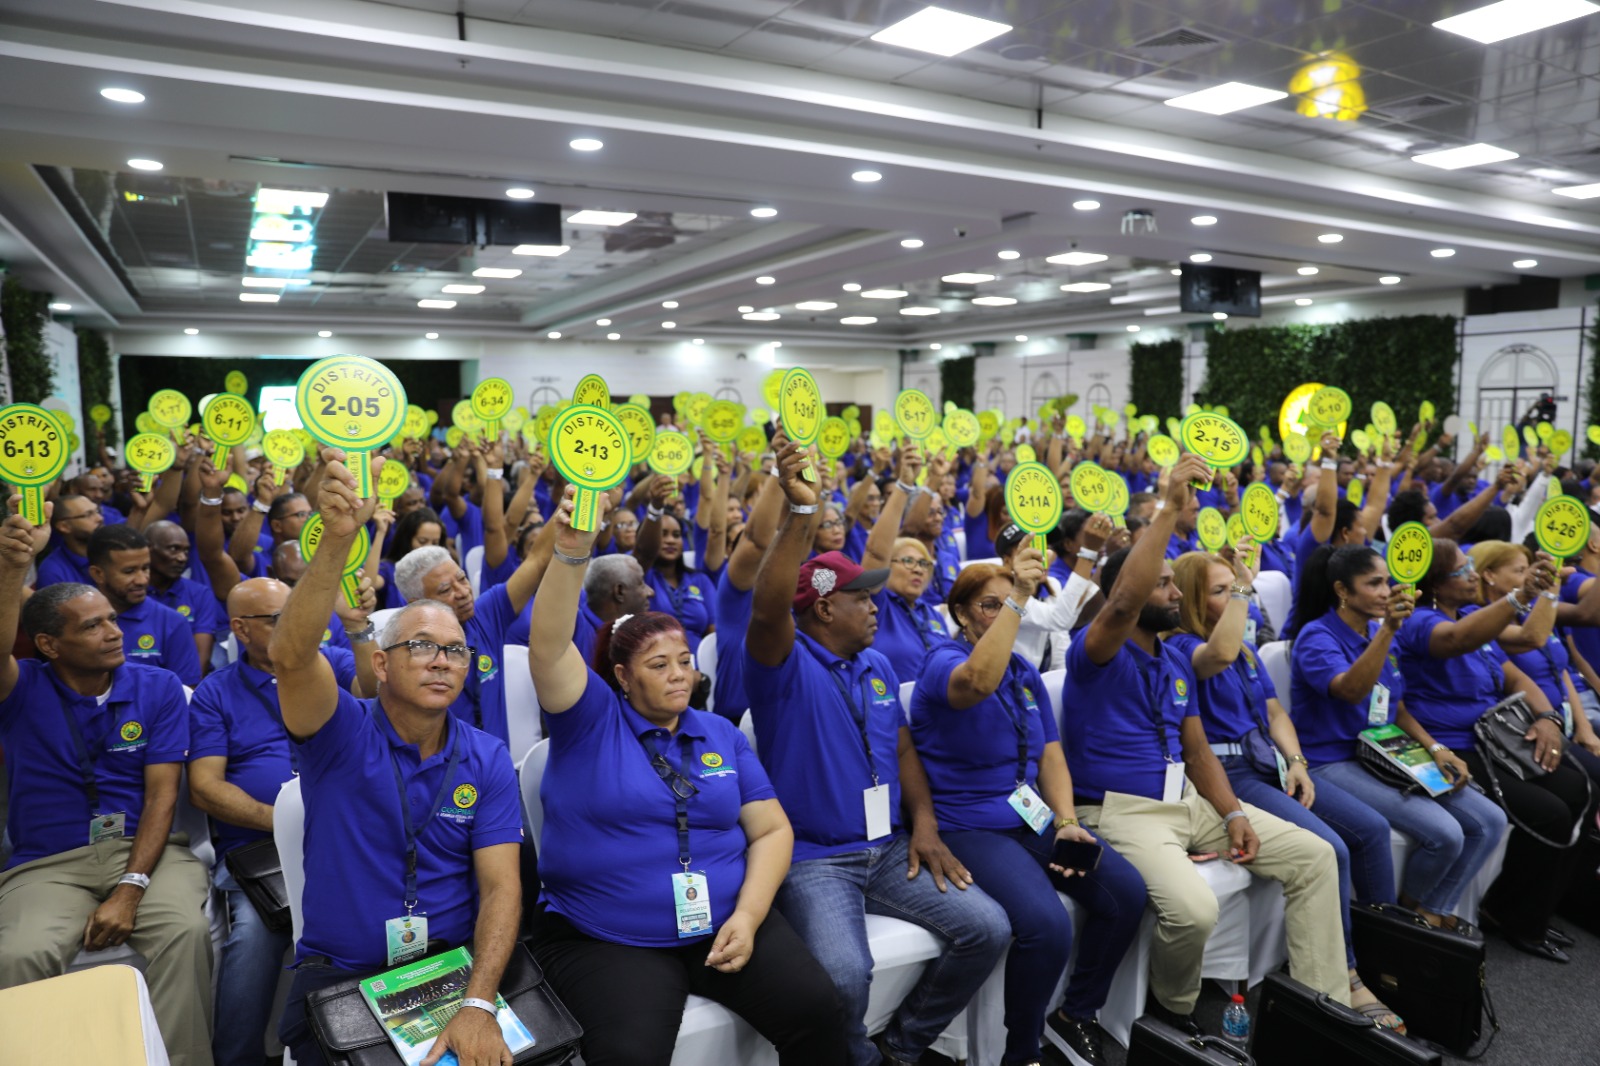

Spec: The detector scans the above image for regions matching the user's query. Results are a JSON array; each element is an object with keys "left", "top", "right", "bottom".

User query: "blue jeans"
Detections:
[
  {"left": 1221, "top": 757, "right": 1395, "bottom": 969},
  {"left": 213, "top": 863, "right": 292, "bottom": 1066},
  {"left": 1314, "top": 760, "right": 1507, "bottom": 915},
  {"left": 942, "top": 826, "right": 1146, "bottom": 1063},
  {"left": 776, "top": 834, "right": 1010, "bottom": 1066}
]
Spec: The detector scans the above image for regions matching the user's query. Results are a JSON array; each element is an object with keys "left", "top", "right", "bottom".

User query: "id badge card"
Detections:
[
  {"left": 1273, "top": 747, "right": 1290, "bottom": 792},
  {"left": 864, "top": 785, "right": 892, "bottom": 841},
  {"left": 1244, "top": 618, "right": 1258, "bottom": 646},
  {"left": 1562, "top": 701, "right": 1575, "bottom": 739},
  {"left": 672, "top": 871, "right": 713, "bottom": 938},
  {"left": 384, "top": 914, "right": 428, "bottom": 966},
  {"left": 1007, "top": 784, "right": 1054, "bottom": 835},
  {"left": 89, "top": 812, "right": 126, "bottom": 844},
  {"left": 1368, "top": 683, "right": 1390, "bottom": 726},
  {"left": 1162, "top": 760, "right": 1185, "bottom": 803}
]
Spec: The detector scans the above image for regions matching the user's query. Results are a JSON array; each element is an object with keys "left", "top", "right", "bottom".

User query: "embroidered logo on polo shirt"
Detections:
[
  {"left": 477, "top": 653, "right": 499, "bottom": 682},
  {"left": 1173, "top": 678, "right": 1190, "bottom": 706},
  {"left": 321, "top": 629, "right": 333, "bottom": 644},
  {"left": 452, "top": 784, "right": 478, "bottom": 809},
  {"left": 701, "top": 753, "right": 723, "bottom": 768},
  {"left": 109, "top": 721, "right": 147, "bottom": 752},
  {"left": 1022, "top": 686, "right": 1038, "bottom": 709},
  {"left": 120, "top": 722, "right": 143, "bottom": 742},
  {"left": 440, "top": 782, "right": 479, "bottom": 822},
  {"left": 136, "top": 634, "right": 156, "bottom": 652},
  {"left": 699, "top": 752, "right": 736, "bottom": 778},
  {"left": 177, "top": 605, "right": 192, "bottom": 618},
  {"left": 870, "top": 678, "right": 888, "bottom": 697},
  {"left": 687, "top": 585, "right": 704, "bottom": 600}
]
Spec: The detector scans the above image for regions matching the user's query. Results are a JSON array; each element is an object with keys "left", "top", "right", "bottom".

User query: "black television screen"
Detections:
[
  {"left": 1180, "top": 264, "right": 1261, "bottom": 317},
  {"left": 483, "top": 201, "right": 561, "bottom": 247},
  {"left": 385, "top": 193, "right": 478, "bottom": 244}
]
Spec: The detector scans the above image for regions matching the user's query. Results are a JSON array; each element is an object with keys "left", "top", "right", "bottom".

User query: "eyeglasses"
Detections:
[
  {"left": 818, "top": 519, "right": 845, "bottom": 530},
  {"left": 1447, "top": 559, "right": 1476, "bottom": 581},
  {"left": 382, "top": 639, "right": 477, "bottom": 666},
  {"left": 236, "top": 612, "right": 281, "bottom": 626},
  {"left": 972, "top": 598, "right": 1006, "bottom": 616},
  {"left": 649, "top": 753, "right": 699, "bottom": 800},
  {"left": 893, "top": 556, "right": 933, "bottom": 573}
]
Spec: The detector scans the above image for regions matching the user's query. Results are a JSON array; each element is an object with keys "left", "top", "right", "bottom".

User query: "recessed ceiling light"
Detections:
[
  {"left": 1126, "top": 324, "right": 1141, "bottom": 332},
  {"left": 1430, "top": 248, "right": 1456, "bottom": 257},
  {"left": 997, "top": 250, "right": 1021, "bottom": 260},
  {"left": 317, "top": 330, "right": 333, "bottom": 338},
  {"left": 693, "top": 338, "right": 705, "bottom": 345},
  {"left": 1190, "top": 253, "right": 1213, "bottom": 263},
  {"left": 1412, "top": 142, "right": 1519, "bottom": 169},
  {"left": 756, "top": 276, "right": 776, "bottom": 285},
  {"left": 861, "top": 288, "right": 909, "bottom": 299},
  {"left": 1318, "top": 233, "right": 1344, "bottom": 243},
  {"left": 899, "top": 306, "right": 941, "bottom": 315},
  {"left": 1213, "top": 312, "right": 1228, "bottom": 320},
  {"left": 1059, "top": 282, "right": 1112, "bottom": 293},
  {"left": 569, "top": 138, "right": 604, "bottom": 151},
  {"left": 942, "top": 272, "right": 996, "bottom": 284},
  {"left": 425, "top": 332, "right": 438, "bottom": 339},
  {"left": 1379, "top": 275, "right": 1402, "bottom": 284},
  {"left": 1046, "top": 251, "right": 1109, "bottom": 266},
  {"left": 505, "top": 187, "right": 536, "bottom": 199},
  {"left": 900, "top": 239, "right": 924, "bottom": 248},
  {"left": 241, "top": 277, "right": 289, "bottom": 288},
  {"left": 48, "top": 302, "right": 72, "bottom": 312},
  {"left": 869, "top": 6, "right": 1012, "bottom": 57},
  {"left": 1191, "top": 215, "right": 1218, "bottom": 226},
  {"left": 662, "top": 301, "right": 679, "bottom": 309},
  {"left": 1297, "top": 266, "right": 1319, "bottom": 275},
  {"left": 607, "top": 332, "right": 620, "bottom": 340},
  {"left": 1014, "top": 335, "right": 1029, "bottom": 342},
  {"left": 547, "top": 331, "right": 562, "bottom": 339},
  {"left": 1295, "top": 298, "right": 1313, "bottom": 306},
  {"left": 972, "top": 296, "right": 1018, "bottom": 306},
  {"left": 1513, "top": 258, "right": 1539, "bottom": 268},
  {"left": 442, "top": 284, "right": 485, "bottom": 294},
  {"left": 418, "top": 299, "right": 456, "bottom": 309},
  {"left": 1170, "top": 268, "right": 1183, "bottom": 276},
  {"left": 565, "top": 210, "right": 634, "bottom": 226},
  {"left": 1434, "top": 0, "right": 1599, "bottom": 44},
  {"left": 662, "top": 321, "right": 677, "bottom": 329},
  {"left": 1553, "top": 182, "right": 1600, "bottom": 199},
  {"left": 750, "top": 206, "right": 778, "bottom": 218},
  {"left": 842, "top": 283, "right": 862, "bottom": 292},
  {"left": 852, "top": 170, "right": 883, "bottom": 183},
  {"left": 513, "top": 244, "right": 571, "bottom": 256},
  {"left": 930, "top": 342, "right": 943, "bottom": 350},
  {"left": 184, "top": 327, "right": 199, "bottom": 335},
  {"left": 1165, "top": 81, "right": 1288, "bottom": 115},
  {"left": 796, "top": 301, "right": 839, "bottom": 311},
  {"left": 841, "top": 316, "right": 878, "bottom": 325},
  {"left": 127, "top": 158, "right": 163, "bottom": 171},
  {"left": 240, "top": 292, "right": 280, "bottom": 303},
  {"left": 473, "top": 267, "right": 522, "bottom": 279},
  {"left": 743, "top": 312, "right": 781, "bottom": 321},
  {"left": 738, "top": 305, "right": 755, "bottom": 314},
  {"left": 1073, "top": 199, "right": 1100, "bottom": 210},
  {"left": 101, "top": 87, "right": 145, "bottom": 104}
]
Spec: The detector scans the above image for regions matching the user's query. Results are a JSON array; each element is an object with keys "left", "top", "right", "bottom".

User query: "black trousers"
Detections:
[
  {"left": 531, "top": 906, "right": 849, "bottom": 1066},
  {"left": 1461, "top": 750, "right": 1594, "bottom": 939}
]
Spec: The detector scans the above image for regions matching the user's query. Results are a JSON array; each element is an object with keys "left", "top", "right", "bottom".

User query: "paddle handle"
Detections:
[
  {"left": 19, "top": 486, "right": 45, "bottom": 526},
  {"left": 349, "top": 451, "right": 373, "bottom": 498},
  {"left": 339, "top": 573, "right": 361, "bottom": 609},
  {"left": 571, "top": 487, "right": 600, "bottom": 532}
]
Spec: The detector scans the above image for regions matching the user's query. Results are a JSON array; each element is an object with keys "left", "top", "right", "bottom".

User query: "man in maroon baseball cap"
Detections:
[{"left": 793, "top": 551, "right": 889, "bottom": 615}]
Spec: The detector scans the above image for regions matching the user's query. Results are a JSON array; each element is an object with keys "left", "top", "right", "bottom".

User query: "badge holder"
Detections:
[
  {"left": 90, "top": 811, "right": 127, "bottom": 844},
  {"left": 1008, "top": 783, "right": 1054, "bottom": 834},
  {"left": 385, "top": 912, "right": 429, "bottom": 967},
  {"left": 673, "top": 867, "right": 714, "bottom": 939}
]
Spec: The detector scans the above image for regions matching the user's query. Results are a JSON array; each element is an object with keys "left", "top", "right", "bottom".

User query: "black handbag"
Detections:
[
  {"left": 1252, "top": 971, "right": 1443, "bottom": 1066},
  {"left": 1350, "top": 903, "right": 1497, "bottom": 1059},
  {"left": 222, "top": 838, "right": 292, "bottom": 936},
  {"left": 306, "top": 941, "right": 582, "bottom": 1066},
  {"left": 1473, "top": 692, "right": 1593, "bottom": 848},
  {"left": 1127, "top": 1017, "right": 1253, "bottom": 1065}
]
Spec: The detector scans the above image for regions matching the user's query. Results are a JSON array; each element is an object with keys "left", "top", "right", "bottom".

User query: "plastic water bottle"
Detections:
[{"left": 1221, "top": 993, "right": 1251, "bottom": 1044}]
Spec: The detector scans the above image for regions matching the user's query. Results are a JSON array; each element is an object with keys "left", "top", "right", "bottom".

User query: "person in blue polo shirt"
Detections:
[
  {"left": 87, "top": 524, "right": 202, "bottom": 687},
  {"left": 636, "top": 474, "right": 721, "bottom": 655},
  {"left": 1062, "top": 453, "right": 1349, "bottom": 1036},
  {"left": 708, "top": 462, "right": 785, "bottom": 723},
  {"left": 34, "top": 493, "right": 102, "bottom": 588},
  {"left": 188, "top": 576, "right": 367, "bottom": 1066},
  {"left": 526, "top": 484, "right": 846, "bottom": 1064},
  {"left": 745, "top": 438, "right": 1009, "bottom": 1066},
  {"left": 145, "top": 520, "right": 224, "bottom": 667},
  {"left": 0, "top": 509, "right": 211, "bottom": 1066},
  {"left": 271, "top": 448, "right": 524, "bottom": 1066}
]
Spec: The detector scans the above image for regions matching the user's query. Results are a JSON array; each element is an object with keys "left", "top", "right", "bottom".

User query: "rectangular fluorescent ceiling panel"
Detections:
[
  {"left": 840, "top": 316, "right": 878, "bottom": 325},
  {"left": 238, "top": 292, "right": 279, "bottom": 303},
  {"left": 942, "top": 272, "right": 997, "bottom": 284},
  {"left": 241, "top": 277, "right": 288, "bottom": 288},
  {"left": 512, "top": 244, "right": 570, "bottom": 256},
  {"left": 441, "top": 284, "right": 485, "bottom": 294},
  {"left": 1059, "top": 282, "right": 1112, "bottom": 292},
  {"left": 861, "top": 288, "right": 909, "bottom": 299},
  {"left": 1165, "top": 81, "right": 1288, "bottom": 115},
  {"left": 1434, "top": 0, "right": 1598, "bottom": 43},
  {"left": 795, "top": 301, "right": 838, "bottom": 310},
  {"left": 971, "top": 296, "right": 1017, "bottom": 306},
  {"left": 869, "top": 6, "right": 1012, "bottom": 57},
  {"left": 417, "top": 299, "right": 457, "bottom": 309},
  {"left": 565, "top": 210, "right": 636, "bottom": 226},
  {"left": 1553, "top": 182, "right": 1600, "bottom": 199},
  {"left": 1411, "top": 142, "right": 1519, "bottom": 169},
  {"left": 742, "top": 312, "right": 780, "bottom": 321},
  {"left": 1046, "top": 252, "right": 1109, "bottom": 266},
  {"left": 255, "top": 188, "right": 329, "bottom": 212},
  {"left": 473, "top": 267, "right": 522, "bottom": 278},
  {"left": 899, "top": 306, "right": 941, "bottom": 315}
]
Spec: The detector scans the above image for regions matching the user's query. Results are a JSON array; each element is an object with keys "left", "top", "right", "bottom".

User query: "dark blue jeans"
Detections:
[{"left": 942, "top": 826, "right": 1146, "bottom": 1063}]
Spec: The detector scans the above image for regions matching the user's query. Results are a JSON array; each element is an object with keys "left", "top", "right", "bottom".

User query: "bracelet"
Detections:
[
  {"left": 1319, "top": 459, "right": 1338, "bottom": 470},
  {"left": 1223, "top": 810, "right": 1249, "bottom": 825},
  {"left": 1534, "top": 710, "right": 1565, "bottom": 728},
  {"left": 788, "top": 502, "right": 818, "bottom": 515},
  {"left": 251, "top": 498, "right": 271, "bottom": 513},
  {"left": 1427, "top": 743, "right": 1449, "bottom": 754},
  {"left": 1077, "top": 547, "right": 1099, "bottom": 562},
  {"left": 460, "top": 997, "right": 498, "bottom": 1018},
  {"left": 645, "top": 505, "right": 664, "bottom": 522},
  {"left": 1054, "top": 816, "right": 1078, "bottom": 829},
  {"left": 1230, "top": 583, "right": 1253, "bottom": 596},
  {"left": 484, "top": 468, "right": 503, "bottom": 480},
  {"left": 1229, "top": 592, "right": 1249, "bottom": 602},
  {"left": 552, "top": 546, "right": 590, "bottom": 566},
  {"left": 895, "top": 480, "right": 916, "bottom": 495},
  {"left": 1003, "top": 596, "right": 1026, "bottom": 618},
  {"left": 1505, "top": 590, "right": 1527, "bottom": 613},
  {"left": 199, "top": 495, "right": 223, "bottom": 507},
  {"left": 347, "top": 623, "right": 376, "bottom": 645},
  {"left": 1153, "top": 499, "right": 1167, "bottom": 512},
  {"left": 118, "top": 872, "right": 151, "bottom": 891},
  {"left": 1286, "top": 754, "right": 1308, "bottom": 767}
]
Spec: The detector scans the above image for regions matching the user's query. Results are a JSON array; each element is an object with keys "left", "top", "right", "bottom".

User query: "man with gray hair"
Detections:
[{"left": 505, "top": 551, "right": 651, "bottom": 658}]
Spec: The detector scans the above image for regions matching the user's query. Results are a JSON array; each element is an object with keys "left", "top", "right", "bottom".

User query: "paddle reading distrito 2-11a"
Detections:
[
  {"left": 1006, "top": 461, "right": 1062, "bottom": 554},
  {"left": 295, "top": 355, "right": 406, "bottom": 498}
]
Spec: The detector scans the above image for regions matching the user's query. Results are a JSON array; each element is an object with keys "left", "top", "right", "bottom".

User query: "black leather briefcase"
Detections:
[
  {"left": 1253, "top": 971, "right": 1442, "bottom": 1066},
  {"left": 222, "top": 838, "right": 292, "bottom": 935},
  {"left": 1350, "top": 902, "right": 1496, "bottom": 1056},
  {"left": 1127, "top": 1017, "right": 1254, "bottom": 1065},
  {"left": 306, "top": 942, "right": 581, "bottom": 1066}
]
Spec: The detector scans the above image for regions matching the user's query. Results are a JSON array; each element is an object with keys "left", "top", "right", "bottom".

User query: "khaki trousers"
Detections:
[
  {"left": 1080, "top": 787, "right": 1349, "bottom": 1014},
  {"left": 0, "top": 839, "right": 214, "bottom": 1066}
]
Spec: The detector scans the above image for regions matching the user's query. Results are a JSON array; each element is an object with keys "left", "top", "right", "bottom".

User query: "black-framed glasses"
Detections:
[
  {"left": 893, "top": 556, "right": 933, "bottom": 573},
  {"left": 650, "top": 753, "right": 699, "bottom": 800},
  {"left": 382, "top": 639, "right": 477, "bottom": 666},
  {"left": 973, "top": 598, "right": 1006, "bottom": 616},
  {"left": 236, "top": 612, "right": 281, "bottom": 625},
  {"left": 818, "top": 518, "right": 845, "bottom": 530}
]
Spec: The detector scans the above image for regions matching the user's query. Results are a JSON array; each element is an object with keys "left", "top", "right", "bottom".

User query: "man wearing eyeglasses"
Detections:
[
  {"left": 186, "top": 575, "right": 375, "bottom": 1066},
  {"left": 35, "top": 494, "right": 103, "bottom": 588},
  {"left": 270, "top": 449, "right": 523, "bottom": 1066}
]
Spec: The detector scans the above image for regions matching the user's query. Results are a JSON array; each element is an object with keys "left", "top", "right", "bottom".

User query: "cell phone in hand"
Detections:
[{"left": 1050, "top": 837, "right": 1103, "bottom": 874}]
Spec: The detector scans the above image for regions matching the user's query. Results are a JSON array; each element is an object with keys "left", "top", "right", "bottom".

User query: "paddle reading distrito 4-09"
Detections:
[
  {"left": 1387, "top": 522, "right": 1433, "bottom": 589},
  {"left": 295, "top": 355, "right": 406, "bottom": 498}
]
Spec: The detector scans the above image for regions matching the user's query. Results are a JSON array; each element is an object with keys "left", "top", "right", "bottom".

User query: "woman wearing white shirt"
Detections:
[{"left": 994, "top": 514, "right": 1110, "bottom": 673}]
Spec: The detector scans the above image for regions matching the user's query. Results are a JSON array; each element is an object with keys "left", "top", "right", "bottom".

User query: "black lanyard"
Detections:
[
  {"left": 960, "top": 635, "right": 1033, "bottom": 785},
  {"left": 465, "top": 667, "right": 483, "bottom": 729},
  {"left": 893, "top": 595, "right": 935, "bottom": 652},
  {"left": 1138, "top": 654, "right": 1177, "bottom": 762},
  {"left": 389, "top": 724, "right": 462, "bottom": 915},
  {"left": 1229, "top": 650, "right": 1274, "bottom": 738},
  {"left": 238, "top": 664, "right": 299, "bottom": 773},
  {"left": 57, "top": 699, "right": 114, "bottom": 814},
  {"left": 640, "top": 729, "right": 700, "bottom": 869},
  {"left": 819, "top": 660, "right": 881, "bottom": 788}
]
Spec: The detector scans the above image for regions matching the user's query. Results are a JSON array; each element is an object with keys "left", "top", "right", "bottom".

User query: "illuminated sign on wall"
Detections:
[{"left": 245, "top": 187, "right": 327, "bottom": 278}]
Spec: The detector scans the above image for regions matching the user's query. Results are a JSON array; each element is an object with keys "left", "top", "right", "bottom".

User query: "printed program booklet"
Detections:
[
  {"left": 1360, "top": 724, "right": 1453, "bottom": 797},
  {"left": 358, "top": 946, "right": 535, "bottom": 1066}
]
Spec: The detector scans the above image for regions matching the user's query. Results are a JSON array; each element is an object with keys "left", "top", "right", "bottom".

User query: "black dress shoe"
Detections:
[
  {"left": 1546, "top": 925, "right": 1575, "bottom": 948},
  {"left": 1143, "top": 998, "right": 1204, "bottom": 1037},
  {"left": 1045, "top": 1012, "right": 1108, "bottom": 1066},
  {"left": 1505, "top": 934, "right": 1571, "bottom": 963}
]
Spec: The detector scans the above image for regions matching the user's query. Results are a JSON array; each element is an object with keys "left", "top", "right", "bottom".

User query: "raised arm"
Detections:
[
  {"left": 632, "top": 475, "right": 673, "bottom": 571},
  {"left": 1424, "top": 557, "right": 1550, "bottom": 658},
  {"left": 724, "top": 470, "right": 783, "bottom": 592},
  {"left": 195, "top": 462, "right": 245, "bottom": 599},
  {"left": 1187, "top": 543, "right": 1257, "bottom": 680},
  {"left": 0, "top": 498, "right": 42, "bottom": 701},
  {"left": 526, "top": 485, "right": 606, "bottom": 713},
  {"left": 1433, "top": 465, "right": 1519, "bottom": 541},
  {"left": 965, "top": 459, "right": 989, "bottom": 519},
  {"left": 747, "top": 439, "right": 821, "bottom": 668},
  {"left": 696, "top": 430, "right": 718, "bottom": 533},
  {"left": 703, "top": 446, "right": 732, "bottom": 574},
  {"left": 862, "top": 444, "right": 920, "bottom": 572},
  {"left": 946, "top": 548, "right": 1045, "bottom": 708},
  {"left": 479, "top": 439, "right": 509, "bottom": 571},
  {"left": 1327, "top": 594, "right": 1410, "bottom": 703},
  {"left": 1308, "top": 431, "right": 1343, "bottom": 545}
]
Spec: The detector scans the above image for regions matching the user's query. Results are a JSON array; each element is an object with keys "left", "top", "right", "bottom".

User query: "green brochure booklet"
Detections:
[
  {"left": 1360, "top": 724, "right": 1453, "bottom": 797},
  {"left": 358, "top": 946, "right": 535, "bottom": 1066}
]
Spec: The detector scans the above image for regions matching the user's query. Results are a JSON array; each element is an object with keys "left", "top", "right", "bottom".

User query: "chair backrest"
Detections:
[
  {"left": 961, "top": 556, "right": 1002, "bottom": 571},
  {"left": 501, "top": 644, "right": 540, "bottom": 768},
  {"left": 517, "top": 740, "right": 551, "bottom": 850},
  {"left": 683, "top": 550, "right": 696, "bottom": 571},
  {"left": 1040, "top": 667, "right": 1068, "bottom": 740},
  {"left": 738, "top": 710, "right": 758, "bottom": 755},
  {"left": 1255, "top": 570, "right": 1292, "bottom": 635},
  {"left": 697, "top": 632, "right": 718, "bottom": 714},
  {"left": 898, "top": 680, "right": 915, "bottom": 721},
  {"left": 221, "top": 632, "right": 239, "bottom": 664},
  {"left": 465, "top": 545, "right": 485, "bottom": 598},
  {"left": 1259, "top": 641, "right": 1292, "bottom": 715},
  {"left": 935, "top": 604, "right": 956, "bottom": 636},
  {"left": 953, "top": 528, "right": 967, "bottom": 562},
  {"left": 368, "top": 608, "right": 400, "bottom": 641},
  {"left": 274, "top": 776, "right": 307, "bottom": 947}
]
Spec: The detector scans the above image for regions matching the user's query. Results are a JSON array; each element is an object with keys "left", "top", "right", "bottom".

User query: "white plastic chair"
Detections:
[
  {"left": 1255, "top": 571, "right": 1291, "bottom": 637},
  {"left": 1258, "top": 641, "right": 1292, "bottom": 714},
  {"left": 367, "top": 607, "right": 400, "bottom": 641},
  {"left": 273, "top": 777, "right": 307, "bottom": 948},
  {"left": 953, "top": 528, "right": 967, "bottom": 562},
  {"left": 696, "top": 633, "right": 718, "bottom": 714},
  {"left": 501, "top": 645, "right": 540, "bottom": 770},
  {"left": 898, "top": 680, "right": 914, "bottom": 719},
  {"left": 737, "top": 710, "right": 758, "bottom": 755},
  {"left": 465, "top": 545, "right": 485, "bottom": 597}
]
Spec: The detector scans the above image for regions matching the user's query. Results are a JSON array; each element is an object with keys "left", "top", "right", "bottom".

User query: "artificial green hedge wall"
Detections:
[
  {"left": 1129, "top": 338, "right": 1184, "bottom": 422},
  {"left": 0, "top": 276, "right": 54, "bottom": 404},
  {"left": 939, "top": 354, "right": 975, "bottom": 412},
  {"left": 1195, "top": 315, "right": 1459, "bottom": 446},
  {"left": 77, "top": 328, "right": 117, "bottom": 447}
]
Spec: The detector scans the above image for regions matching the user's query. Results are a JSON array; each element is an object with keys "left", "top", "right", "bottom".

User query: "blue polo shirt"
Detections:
[
  {"left": 964, "top": 512, "right": 996, "bottom": 561},
  {"left": 1395, "top": 606, "right": 1507, "bottom": 751},
  {"left": 100, "top": 502, "right": 127, "bottom": 526},
  {"left": 1061, "top": 636, "right": 1196, "bottom": 802},
  {"left": 116, "top": 599, "right": 202, "bottom": 687},
  {"left": 643, "top": 568, "right": 715, "bottom": 654},
  {"left": 506, "top": 590, "right": 597, "bottom": 660},
  {"left": 188, "top": 650, "right": 356, "bottom": 859},
  {"left": 294, "top": 690, "right": 522, "bottom": 971},
  {"left": 1507, "top": 632, "right": 1570, "bottom": 712},
  {"left": 871, "top": 588, "right": 948, "bottom": 683},
  {"left": 910, "top": 641, "right": 1058, "bottom": 832},
  {"left": 743, "top": 631, "right": 903, "bottom": 861},
  {"left": 1165, "top": 633, "right": 1276, "bottom": 744},
  {"left": 378, "top": 559, "right": 407, "bottom": 611},
  {"left": 539, "top": 670, "right": 774, "bottom": 947},
  {"left": 148, "top": 575, "right": 225, "bottom": 640},
  {"left": 445, "top": 583, "right": 522, "bottom": 745},
  {"left": 922, "top": 541, "right": 961, "bottom": 609},
  {"left": 0, "top": 661, "right": 190, "bottom": 870},
  {"left": 711, "top": 576, "right": 753, "bottom": 720},
  {"left": 35, "top": 546, "right": 92, "bottom": 588},
  {"left": 1164, "top": 531, "right": 1198, "bottom": 560},
  {"left": 843, "top": 522, "right": 869, "bottom": 563},
  {"left": 1290, "top": 612, "right": 1406, "bottom": 765},
  {"left": 440, "top": 499, "right": 485, "bottom": 561},
  {"left": 1561, "top": 571, "right": 1600, "bottom": 695}
]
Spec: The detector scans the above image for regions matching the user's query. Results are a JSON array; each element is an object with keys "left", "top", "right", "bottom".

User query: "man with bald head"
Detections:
[
  {"left": 188, "top": 576, "right": 374, "bottom": 1066},
  {"left": 144, "top": 520, "right": 224, "bottom": 668}
]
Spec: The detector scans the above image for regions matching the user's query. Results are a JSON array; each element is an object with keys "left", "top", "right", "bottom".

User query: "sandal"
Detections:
[{"left": 1349, "top": 974, "right": 1406, "bottom": 1034}]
